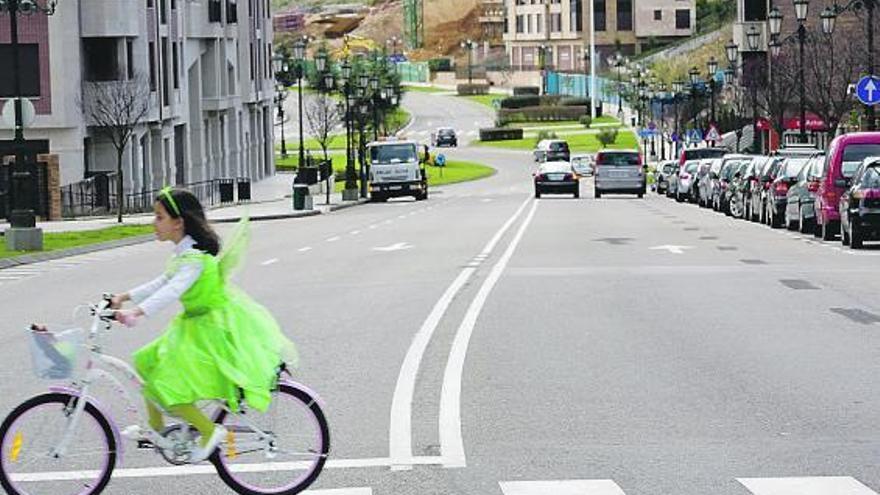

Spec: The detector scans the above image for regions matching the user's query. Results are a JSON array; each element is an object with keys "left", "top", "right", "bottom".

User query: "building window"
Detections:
[
  {"left": 148, "top": 41, "right": 156, "bottom": 90},
  {"left": 550, "top": 13, "right": 562, "bottom": 32},
  {"left": 675, "top": 9, "right": 691, "bottom": 29},
  {"left": 516, "top": 14, "right": 524, "bottom": 33},
  {"left": 527, "top": 14, "right": 532, "bottom": 33},
  {"left": 160, "top": 0, "right": 167, "bottom": 24},
  {"left": 209, "top": 0, "right": 222, "bottom": 22},
  {"left": 536, "top": 14, "right": 542, "bottom": 33},
  {"left": 171, "top": 0, "right": 176, "bottom": 9},
  {"left": 147, "top": 0, "right": 153, "bottom": 8},
  {"left": 0, "top": 44, "right": 39, "bottom": 96},
  {"left": 593, "top": 0, "right": 606, "bottom": 31},
  {"left": 127, "top": 40, "right": 134, "bottom": 80},
  {"left": 617, "top": 0, "right": 632, "bottom": 31},
  {"left": 172, "top": 42, "right": 179, "bottom": 89},
  {"left": 570, "top": 0, "right": 582, "bottom": 32},
  {"left": 744, "top": 0, "right": 766, "bottom": 22},
  {"left": 161, "top": 38, "right": 170, "bottom": 104},
  {"left": 654, "top": 10, "right": 662, "bottom": 21},
  {"left": 83, "top": 38, "right": 120, "bottom": 81},
  {"left": 227, "top": 0, "right": 238, "bottom": 23}
]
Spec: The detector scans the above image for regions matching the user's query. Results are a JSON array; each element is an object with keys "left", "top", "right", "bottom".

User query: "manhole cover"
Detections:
[
  {"left": 740, "top": 259, "right": 767, "bottom": 265},
  {"left": 779, "top": 279, "right": 819, "bottom": 290},
  {"left": 700, "top": 236, "right": 719, "bottom": 240}
]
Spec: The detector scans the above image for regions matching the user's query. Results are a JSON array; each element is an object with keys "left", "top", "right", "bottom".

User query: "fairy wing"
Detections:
[{"left": 218, "top": 214, "right": 251, "bottom": 281}]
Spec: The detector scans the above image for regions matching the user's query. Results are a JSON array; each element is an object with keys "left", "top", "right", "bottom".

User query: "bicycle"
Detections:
[{"left": 0, "top": 295, "right": 330, "bottom": 495}]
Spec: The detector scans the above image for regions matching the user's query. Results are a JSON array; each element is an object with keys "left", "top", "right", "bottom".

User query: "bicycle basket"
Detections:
[{"left": 28, "top": 328, "right": 83, "bottom": 380}]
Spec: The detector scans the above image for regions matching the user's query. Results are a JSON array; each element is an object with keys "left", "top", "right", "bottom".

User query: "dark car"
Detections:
[
  {"left": 655, "top": 161, "right": 677, "bottom": 194},
  {"left": 534, "top": 161, "right": 579, "bottom": 198},
  {"left": 840, "top": 158, "right": 880, "bottom": 248},
  {"left": 712, "top": 158, "right": 744, "bottom": 213},
  {"left": 534, "top": 139, "right": 571, "bottom": 163},
  {"left": 784, "top": 153, "right": 825, "bottom": 233},
  {"left": 766, "top": 156, "right": 810, "bottom": 229},
  {"left": 432, "top": 127, "right": 458, "bottom": 147},
  {"left": 726, "top": 160, "right": 752, "bottom": 218},
  {"left": 746, "top": 156, "right": 783, "bottom": 223}
]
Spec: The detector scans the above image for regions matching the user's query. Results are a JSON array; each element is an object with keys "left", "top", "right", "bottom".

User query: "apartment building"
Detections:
[
  {"left": 0, "top": 0, "right": 276, "bottom": 196},
  {"left": 503, "top": 0, "right": 695, "bottom": 71}
]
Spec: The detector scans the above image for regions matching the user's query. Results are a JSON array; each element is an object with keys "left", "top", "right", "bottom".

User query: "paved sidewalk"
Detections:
[{"left": 0, "top": 173, "right": 367, "bottom": 234}]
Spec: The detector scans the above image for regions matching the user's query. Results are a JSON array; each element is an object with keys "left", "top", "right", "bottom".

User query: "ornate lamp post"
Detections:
[
  {"left": 672, "top": 80, "right": 685, "bottom": 158},
  {"left": 291, "top": 38, "right": 308, "bottom": 166},
  {"left": 689, "top": 66, "right": 701, "bottom": 136},
  {"left": 273, "top": 84, "right": 288, "bottom": 159},
  {"left": 608, "top": 53, "right": 627, "bottom": 116},
  {"left": 538, "top": 44, "right": 553, "bottom": 94},
  {"left": 339, "top": 61, "right": 358, "bottom": 199},
  {"left": 357, "top": 73, "right": 369, "bottom": 198},
  {"left": 460, "top": 39, "right": 476, "bottom": 84},
  {"left": 707, "top": 56, "right": 719, "bottom": 128},
  {"left": 370, "top": 76, "right": 380, "bottom": 142},
  {"left": 1, "top": 0, "right": 60, "bottom": 245},
  {"left": 768, "top": 1, "right": 809, "bottom": 143}
]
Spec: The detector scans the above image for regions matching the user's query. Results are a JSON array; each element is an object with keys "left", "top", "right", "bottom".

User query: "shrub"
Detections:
[
  {"left": 536, "top": 130, "right": 559, "bottom": 141},
  {"left": 560, "top": 97, "right": 589, "bottom": 107},
  {"left": 428, "top": 58, "right": 453, "bottom": 72},
  {"left": 579, "top": 115, "right": 593, "bottom": 128},
  {"left": 457, "top": 84, "right": 490, "bottom": 95},
  {"left": 479, "top": 127, "right": 524, "bottom": 142},
  {"left": 597, "top": 127, "right": 620, "bottom": 148},
  {"left": 499, "top": 95, "right": 541, "bottom": 109},
  {"left": 513, "top": 86, "right": 540, "bottom": 96},
  {"left": 498, "top": 106, "right": 588, "bottom": 124}
]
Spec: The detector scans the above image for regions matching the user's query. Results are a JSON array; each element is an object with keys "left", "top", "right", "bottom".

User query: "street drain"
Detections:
[
  {"left": 740, "top": 259, "right": 767, "bottom": 265},
  {"left": 684, "top": 227, "right": 700, "bottom": 231},
  {"left": 717, "top": 246, "right": 738, "bottom": 251},
  {"left": 593, "top": 237, "right": 634, "bottom": 246},
  {"left": 780, "top": 279, "right": 819, "bottom": 290},
  {"left": 830, "top": 308, "right": 880, "bottom": 325},
  {"left": 700, "top": 236, "right": 719, "bottom": 240}
]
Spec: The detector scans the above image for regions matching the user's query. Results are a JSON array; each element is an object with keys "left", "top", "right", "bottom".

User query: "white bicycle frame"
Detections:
[{"left": 47, "top": 299, "right": 279, "bottom": 462}]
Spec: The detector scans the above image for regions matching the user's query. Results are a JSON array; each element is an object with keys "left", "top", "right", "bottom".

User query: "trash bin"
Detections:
[
  {"left": 293, "top": 184, "right": 310, "bottom": 211},
  {"left": 236, "top": 178, "right": 251, "bottom": 202},
  {"left": 218, "top": 178, "right": 235, "bottom": 203}
]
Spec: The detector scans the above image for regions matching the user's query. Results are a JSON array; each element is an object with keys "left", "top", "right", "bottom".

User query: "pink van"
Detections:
[{"left": 815, "top": 133, "right": 880, "bottom": 240}]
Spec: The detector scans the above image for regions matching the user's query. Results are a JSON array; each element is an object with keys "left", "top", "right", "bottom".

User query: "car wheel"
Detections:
[
  {"left": 637, "top": 192, "right": 644, "bottom": 199},
  {"left": 851, "top": 222, "right": 864, "bottom": 249},
  {"left": 594, "top": 189, "right": 602, "bottom": 199},
  {"left": 822, "top": 220, "right": 835, "bottom": 241},
  {"left": 535, "top": 189, "right": 541, "bottom": 199},
  {"left": 798, "top": 206, "right": 811, "bottom": 234},
  {"left": 573, "top": 189, "right": 580, "bottom": 199}
]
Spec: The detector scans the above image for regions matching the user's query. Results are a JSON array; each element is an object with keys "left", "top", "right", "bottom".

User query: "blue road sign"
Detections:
[
  {"left": 687, "top": 128, "right": 703, "bottom": 144},
  {"left": 671, "top": 132, "right": 680, "bottom": 143},
  {"left": 856, "top": 75, "right": 880, "bottom": 106}
]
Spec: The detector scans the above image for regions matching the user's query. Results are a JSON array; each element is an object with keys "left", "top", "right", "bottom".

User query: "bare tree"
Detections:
[
  {"left": 805, "top": 30, "right": 859, "bottom": 136},
  {"left": 81, "top": 76, "right": 152, "bottom": 223},
  {"left": 755, "top": 52, "right": 799, "bottom": 141},
  {"left": 304, "top": 93, "right": 343, "bottom": 161}
]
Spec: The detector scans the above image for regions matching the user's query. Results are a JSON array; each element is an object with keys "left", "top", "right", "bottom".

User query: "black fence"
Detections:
[{"left": 61, "top": 176, "right": 252, "bottom": 218}]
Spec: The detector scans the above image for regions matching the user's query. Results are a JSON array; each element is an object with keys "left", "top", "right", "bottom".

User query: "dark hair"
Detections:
[{"left": 156, "top": 188, "right": 221, "bottom": 256}]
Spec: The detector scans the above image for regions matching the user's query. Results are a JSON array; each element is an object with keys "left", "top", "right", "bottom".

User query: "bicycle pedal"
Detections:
[{"left": 137, "top": 440, "right": 155, "bottom": 450}]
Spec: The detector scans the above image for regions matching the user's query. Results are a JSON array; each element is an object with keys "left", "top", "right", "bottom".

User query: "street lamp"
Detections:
[
  {"left": 274, "top": 84, "right": 288, "bottom": 159},
  {"left": 460, "top": 39, "right": 475, "bottom": 84},
  {"left": 746, "top": 25, "right": 761, "bottom": 51},
  {"left": 538, "top": 44, "right": 553, "bottom": 94},
  {"left": 357, "top": 73, "right": 369, "bottom": 198},
  {"left": 1, "top": 0, "right": 60, "bottom": 241},
  {"left": 340, "top": 60, "right": 358, "bottom": 197},
  {"left": 386, "top": 36, "right": 401, "bottom": 57},
  {"left": 707, "top": 56, "right": 719, "bottom": 136},
  {"left": 608, "top": 53, "right": 627, "bottom": 115},
  {"left": 769, "top": 2, "right": 809, "bottom": 143},
  {"left": 291, "top": 38, "right": 309, "bottom": 166}
]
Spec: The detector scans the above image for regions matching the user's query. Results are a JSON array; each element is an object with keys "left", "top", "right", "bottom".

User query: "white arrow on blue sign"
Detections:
[{"left": 856, "top": 75, "right": 880, "bottom": 106}]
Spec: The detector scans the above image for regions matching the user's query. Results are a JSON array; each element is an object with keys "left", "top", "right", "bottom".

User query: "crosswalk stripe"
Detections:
[
  {"left": 305, "top": 489, "right": 372, "bottom": 495},
  {"left": 738, "top": 476, "right": 879, "bottom": 495},
  {"left": 499, "top": 480, "right": 626, "bottom": 495}
]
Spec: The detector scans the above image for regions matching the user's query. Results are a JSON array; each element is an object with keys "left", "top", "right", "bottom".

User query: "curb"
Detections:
[{"left": 328, "top": 198, "right": 371, "bottom": 212}]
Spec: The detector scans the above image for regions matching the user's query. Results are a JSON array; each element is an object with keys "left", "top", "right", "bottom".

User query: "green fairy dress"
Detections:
[{"left": 133, "top": 220, "right": 298, "bottom": 412}]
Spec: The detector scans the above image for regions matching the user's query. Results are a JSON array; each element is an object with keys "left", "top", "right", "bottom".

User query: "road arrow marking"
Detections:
[
  {"left": 373, "top": 242, "right": 413, "bottom": 252},
  {"left": 261, "top": 258, "right": 279, "bottom": 266},
  {"left": 650, "top": 245, "right": 693, "bottom": 255},
  {"left": 500, "top": 480, "right": 627, "bottom": 495},
  {"left": 738, "top": 476, "right": 878, "bottom": 495}
]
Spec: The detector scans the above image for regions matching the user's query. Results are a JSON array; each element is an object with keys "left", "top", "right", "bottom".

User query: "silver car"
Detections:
[
  {"left": 676, "top": 160, "right": 700, "bottom": 202},
  {"left": 594, "top": 149, "right": 645, "bottom": 199},
  {"left": 571, "top": 154, "right": 594, "bottom": 177}
]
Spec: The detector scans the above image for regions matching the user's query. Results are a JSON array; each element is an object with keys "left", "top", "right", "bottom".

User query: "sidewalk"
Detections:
[{"left": 0, "top": 173, "right": 368, "bottom": 234}]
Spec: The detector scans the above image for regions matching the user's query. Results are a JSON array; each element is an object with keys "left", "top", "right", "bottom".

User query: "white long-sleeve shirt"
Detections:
[{"left": 128, "top": 236, "right": 204, "bottom": 317}]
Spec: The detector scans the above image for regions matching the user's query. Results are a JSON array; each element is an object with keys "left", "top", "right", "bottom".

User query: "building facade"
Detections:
[
  {"left": 503, "top": 0, "right": 696, "bottom": 71},
  {"left": 0, "top": 0, "right": 276, "bottom": 197}
]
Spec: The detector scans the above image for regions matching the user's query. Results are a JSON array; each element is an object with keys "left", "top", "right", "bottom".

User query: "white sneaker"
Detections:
[{"left": 188, "top": 425, "right": 227, "bottom": 463}]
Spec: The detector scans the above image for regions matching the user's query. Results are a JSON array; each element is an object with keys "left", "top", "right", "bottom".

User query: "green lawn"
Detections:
[
  {"left": 462, "top": 94, "right": 502, "bottom": 109},
  {"left": 0, "top": 224, "right": 154, "bottom": 259},
  {"left": 403, "top": 85, "right": 450, "bottom": 93},
  {"left": 475, "top": 128, "right": 639, "bottom": 153},
  {"left": 593, "top": 115, "right": 621, "bottom": 125}
]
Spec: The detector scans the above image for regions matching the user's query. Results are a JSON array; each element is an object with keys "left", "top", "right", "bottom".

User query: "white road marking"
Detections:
[
  {"left": 500, "top": 480, "right": 627, "bottom": 495},
  {"left": 261, "top": 258, "right": 279, "bottom": 266},
  {"left": 350, "top": 230, "right": 361, "bottom": 235},
  {"left": 369, "top": 225, "right": 378, "bottom": 229},
  {"left": 738, "top": 476, "right": 879, "bottom": 495},
  {"left": 298, "top": 247, "right": 313, "bottom": 252},
  {"left": 372, "top": 242, "right": 413, "bottom": 252},
  {"left": 649, "top": 244, "right": 694, "bottom": 255},
  {"left": 440, "top": 199, "right": 539, "bottom": 468},
  {"left": 327, "top": 236, "right": 341, "bottom": 242},
  {"left": 398, "top": 215, "right": 407, "bottom": 219},
  {"left": 389, "top": 196, "right": 533, "bottom": 470}
]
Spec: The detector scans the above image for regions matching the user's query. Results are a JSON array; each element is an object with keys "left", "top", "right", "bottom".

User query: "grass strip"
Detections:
[{"left": 0, "top": 224, "right": 154, "bottom": 260}]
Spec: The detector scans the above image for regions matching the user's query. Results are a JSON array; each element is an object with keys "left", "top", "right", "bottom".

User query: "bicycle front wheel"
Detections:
[
  {"left": 213, "top": 383, "right": 329, "bottom": 495},
  {"left": 0, "top": 393, "right": 117, "bottom": 495}
]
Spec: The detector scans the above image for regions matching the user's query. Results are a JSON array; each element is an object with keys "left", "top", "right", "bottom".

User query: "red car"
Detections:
[{"left": 815, "top": 133, "right": 880, "bottom": 240}]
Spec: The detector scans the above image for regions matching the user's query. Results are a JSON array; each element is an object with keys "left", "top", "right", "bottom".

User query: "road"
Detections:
[{"left": 2, "top": 92, "right": 880, "bottom": 495}]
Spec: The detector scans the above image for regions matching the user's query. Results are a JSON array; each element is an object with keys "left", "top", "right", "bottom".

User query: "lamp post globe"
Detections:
[
  {"left": 724, "top": 68, "right": 735, "bottom": 85},
  {"left": 793, "top": 0, "right": 809, "bottom": 23},
  {"left": 725, "top": 41, "right": 738, "bottom": 64},
  {"left": 821, "top": 6, "right": 836, "bottom": 35},
  {"left": 315, "top": 51, "right": 327, "bottom": 73},
  {"left": 707, "top": 57, "right": 718, "bottom": 76},
  {"left": 688, "top": 67, "right": 700, "bottom": 86},
  {"left": 769, "top": 7, "right": 783, "bottom": 37}
]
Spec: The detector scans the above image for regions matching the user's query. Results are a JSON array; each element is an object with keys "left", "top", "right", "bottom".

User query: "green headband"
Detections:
[{"left": 160, "top": 186, "right": 181, "bottom": 217}]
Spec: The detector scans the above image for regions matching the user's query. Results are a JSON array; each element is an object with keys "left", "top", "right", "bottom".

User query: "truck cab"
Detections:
[{"left": 367, "top": 140, "right": 429, "bottom": 202}]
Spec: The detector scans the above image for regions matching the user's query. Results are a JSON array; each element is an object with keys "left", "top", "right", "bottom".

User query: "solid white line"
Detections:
[
  {"left": 327, "top": 236, "right": 341, "bottom": 242},
  {"left": 737, "top": 476, "right": 879, "bottom": 495},
  {"left": 500, "top": 480, "right": 627, "bottom": 495},
  {"left": 11, "top": 457, "right": 445, "bottom": 482},
  {"left": 388, "top": 196, "right": 533, "bottom": 470},
  {"left": 369, "top": 225, "right": 379, "bottom": 229},
  {"left": 298, "top": 247, "right": 313, "bottom": 252},
  {"left": 261, "top": 258, "right": 279, "bottom": 266},
  {"left": 440, "top": 199, "right": 539, "bottom": 468},
  {"left": 350, "top": 230, "right": 361, "bottom": 235}
]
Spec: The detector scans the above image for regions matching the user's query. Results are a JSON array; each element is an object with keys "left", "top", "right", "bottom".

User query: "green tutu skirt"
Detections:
[{"left": 134, "top": 288, "right": 298, "bottom": 412}]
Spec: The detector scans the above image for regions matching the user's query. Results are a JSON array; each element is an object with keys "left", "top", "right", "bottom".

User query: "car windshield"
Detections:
[
  {"left": 438, "top": 129, "right": 455, "bottom": 136},
  {"left": 859, "top": 166, "right": 880, "bottom": 188},
  {"left": 572, "top": 157, "right": 591, "bottom": 165},
  {"left": 370, "top": 144, "right": 418, "bottom": 164},
  {"left": 783, "top": 158, "right": 809, "bottom": 178},
  {"left": 721, "top": 162, "right": 738, "bottom": 180},
  {"left": 598, "top": 152, "right": 639, "bottom": 166},
  {"left": 685, "top": 162, "right": 699, "bottom": 173},
  {"left": 809, "top": 156, "right": 825, "bottom": 177},
  {"left": 842, "top": 144, "right": 880, "bottom": 177},
  {"left": 550, "top": 142, "right": 569, "bottom": 151}
]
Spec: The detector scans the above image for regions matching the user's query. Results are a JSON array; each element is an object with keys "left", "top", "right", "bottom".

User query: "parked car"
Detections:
[
  {"left": 678, "top": 146, "right": 728, "bottom": 167},
  {"left": 692, "top": 159, "right": 714, "bottom": 204},
  {"left": 432, "top": 127, "right": 458, "bottom": 147},
  {"left": 712, "top": 158, "right": 745, "bottom": 213},
  {"left": 746, "top": 156, "right": 782, "bottom": 223},
  {"left": 726, "top": 160, "right": 753, "bottom": 218},
  {"left": 676, "top": 160, "right": 701, "bottom": 202},
  {"left": 784, "top": 153, "right": 825, "bottom": 233},
  {"left": 534, "top": 161, "right": 579, "bottom": 198},
  {"left": 571, "top": 154, "right": 594, "bottom": 177},
  {"left": 815, "top": 132, "right": 880, "bottom": 240},
  {"left": 773, "top": 143, "right": 821, "bottom": 158},
  {"left": 594, "top": 150, "right": 645, "bottom": 198},
  {"left": 534, "top": 139, "right": 571, "bottom": 163},
  {"left": 766, "top": 156, "right": 810, "bottom": 229},
  {"left": 736, "top": 156, "right": 766, "bottom": 220},
  {"left": 655, "top": 161, "right": 678, "bottom": 194},
  {"left": 840, "top": 157, "right": 880, "bottom": 248},
  {"left": 698, "top": 158, "right": 725, "bottom": 207}
]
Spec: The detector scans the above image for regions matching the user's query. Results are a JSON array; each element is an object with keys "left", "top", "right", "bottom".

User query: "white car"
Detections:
[{"left": 571, "top": 154, "right": 594, "bottom": 177}]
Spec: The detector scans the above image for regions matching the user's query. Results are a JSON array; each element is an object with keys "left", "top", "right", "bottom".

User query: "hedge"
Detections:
[
  {"left": 513, "top": 86, "right": 540, "bottom": 96},
  {"left": 428, "top": 58, "right": 453, "bottom": 72},
  {"left": 479, "top": 127, "right": 525, "bottom": 141},
  {"left": 499, "top": 95, "right": 564, "bottom": 109},
  {"left": 457, "top": 84, "right": 490, "bottom": 95},
  {"left": 560, "top": 97, "right": 589, "bottom": 107},
  {"left": 497, "top": 106, "right": 589, "bottom": 125}
]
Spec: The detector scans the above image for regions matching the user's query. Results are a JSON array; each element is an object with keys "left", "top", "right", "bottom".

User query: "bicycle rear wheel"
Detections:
[
  {"left": 0, "top": 393, "right": 117, "bottom": 495},
  {"left": 212, "top": 383, "right": 329, "bottom": 495}
]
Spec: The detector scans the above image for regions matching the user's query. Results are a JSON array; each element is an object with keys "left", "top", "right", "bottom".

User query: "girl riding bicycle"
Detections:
[{"left": 112, "top": 187, "right": 297, "bottom": 463}]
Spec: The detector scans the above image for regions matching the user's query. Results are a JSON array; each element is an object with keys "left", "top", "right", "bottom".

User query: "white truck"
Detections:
[{"left": 367, "top": 140, "right": 429, "bottom": 202}]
